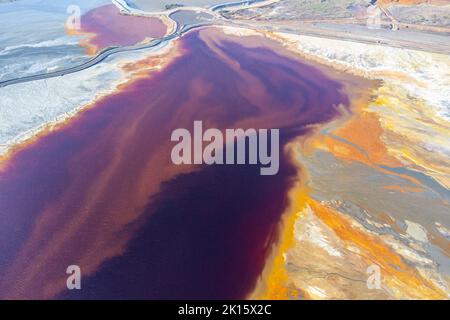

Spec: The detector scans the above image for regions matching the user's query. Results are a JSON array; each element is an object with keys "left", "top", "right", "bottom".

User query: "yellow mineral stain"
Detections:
[
  {"left": 383, "top": 185, "right": 423, "bottom": 193},
  {"left": 308, "top": 200, "right": 447, "bottom": 299},
  {"left": 249, "top": 152, "right": 311, "bottom": 300},
  {"left": 309, "top": 114, "right": 428, "bottom": 189},
  {"left": 370, "top": 86, "right": 450, "bottom": 189},
  {"left": 311, "top": 131, "right": 424, "bottom": 188},
  {"left": 334, "top": 109, "right": 400, "bottom": 167},
  {"left": 65, "top": 26, "right": 99, "bottom": 55},
  {"left": 254, "top": 29, "right": 450, "bottom": 300}
]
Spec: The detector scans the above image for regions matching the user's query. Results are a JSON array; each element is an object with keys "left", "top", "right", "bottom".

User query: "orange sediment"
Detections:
[
  {"left": 252, "top": 174, "right": 448, "bottom": 299},
  {"left": 308, "top": 200, "right": 447, "bottom": 299},
  {"left": 249, "top": 69, "right": 446, "bottom": 299},
  {"left": 308, "top": 98, "right": 427, "bottom": 189},
  {"left": 250, "top": 179, "right": 310, "bottom": 299},
  {"left": 65, "top": 26, "right": 99, "bottom": 55},
  {"left": 383, "top": 185, "right": 423, "bottom": 193},
  {"left": 334, "top": 110, "right": 400, "bottom": 166}
]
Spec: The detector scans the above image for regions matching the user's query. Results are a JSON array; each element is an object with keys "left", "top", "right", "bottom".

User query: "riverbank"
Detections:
[{"left": 245, "top": 27, "right": 450, "bottom": 299}]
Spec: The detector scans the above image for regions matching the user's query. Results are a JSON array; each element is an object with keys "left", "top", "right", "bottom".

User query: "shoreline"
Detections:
[
  {"left": 1, "top": 20, "right": 448, "bottom": 299},
  {"left": 0, "top": 27, "right": 353, "bottom": 299},
  {"left": 3, "top": 0, "right": 448, "bottom": 163},
  {"left": 248, "top": 66, "right": 379, "bottom": 300},
  {"left": 238, "top": 27, "right": 450, "bottom": 299},
  {"left": 0, "top": 38, "right": 178, "bottom": 170}
]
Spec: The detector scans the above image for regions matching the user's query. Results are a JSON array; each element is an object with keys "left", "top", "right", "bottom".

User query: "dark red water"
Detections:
[{"left": 0, "top": 29, "right": 349, "bottom": 299}]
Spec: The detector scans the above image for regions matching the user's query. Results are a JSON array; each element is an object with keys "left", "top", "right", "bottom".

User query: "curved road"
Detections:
[
  {"left": 0, "top": 0, "right": 274, "bottom": 88},
  {"left": 0, "top": 32, "right": 181, "bottom": 88}
]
